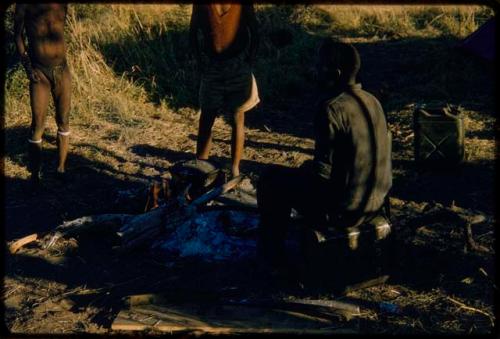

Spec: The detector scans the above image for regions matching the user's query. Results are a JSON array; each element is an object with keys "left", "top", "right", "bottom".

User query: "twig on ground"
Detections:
[
  {"left": 478, "top": 268, "right": 497, "bottom": 290},
  {"left": 446, "top": 296, "right": 494, "bottom": 327},
  {"left": 3, "top": 286, "right": 22, "bottom": 299}
]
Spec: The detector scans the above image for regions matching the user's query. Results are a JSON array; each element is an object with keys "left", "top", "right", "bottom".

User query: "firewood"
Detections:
[
  {"left": 190, "top": 175, "right": 243, "bottom": 207},
  {"left": 44, "top": 214, "right": 133, "bottom": 249},
  {"left": 118, "top": 205, "right": 167, "bottom": 236},
  {"left": 343, "top": 275, "right": 390, "bottom": 294},
  {"left": 122, "top": 227, "right": 162, "bottom": 250},
  {"left": 118, "top": 178, "right": 244, "bottom": 250},
  {"left": 56, "top": 214, "right": 132, "bottom": 236},
  {"left": 118, "top": 185, "right": 192, "bottom": 248},
  {"left": 8, "top": 233, "right": 38, "bottom": 254},
  {"left": 45, "top": 176, "right": 244, "bottom": 252}
]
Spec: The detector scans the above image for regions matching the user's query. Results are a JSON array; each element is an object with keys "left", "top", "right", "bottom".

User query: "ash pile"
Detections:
[
  {"left": 149, "top": 160, "right": 260, "bottom": 262},
  {"left": 37, "top": 160, "right": 261, "bottom": 262}
]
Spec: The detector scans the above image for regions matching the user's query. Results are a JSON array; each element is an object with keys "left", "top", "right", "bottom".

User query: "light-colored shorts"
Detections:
[{"left": 199, "top": 55, "right": 260, "bottom": 116}]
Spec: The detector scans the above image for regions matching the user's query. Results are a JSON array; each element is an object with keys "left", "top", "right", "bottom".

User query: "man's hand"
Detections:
[
  {"left": 28, "top": 69, "right": 41, "bottom": 83},
  {"left": 21, "top": 54, "right": 40, "bottom": 83}
]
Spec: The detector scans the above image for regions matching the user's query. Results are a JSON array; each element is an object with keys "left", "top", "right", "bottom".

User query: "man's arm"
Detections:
[
  {"left": 189, "top": 5, "right": 201, "bottom": 69},
  {"left": 14, "top": 4, "right": 38, "bottom": 82},
  {"left": 310, "top": 103, "right": 339, "bottom": 180},
  {"left": 245, "top": 4, "right": 259, "bottom": 67},
  {"left": 14, "top": 4, "right": 27, "bottom": 57}
]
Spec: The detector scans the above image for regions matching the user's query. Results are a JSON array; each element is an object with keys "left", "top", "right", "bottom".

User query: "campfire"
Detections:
[{"left": 11, "top": 160, "right": 260, "bottom": 262}]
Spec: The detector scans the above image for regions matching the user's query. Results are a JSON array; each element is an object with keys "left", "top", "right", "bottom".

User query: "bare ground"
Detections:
[{"left": 3, "top": 35, "right": 497, "bottom": 335}]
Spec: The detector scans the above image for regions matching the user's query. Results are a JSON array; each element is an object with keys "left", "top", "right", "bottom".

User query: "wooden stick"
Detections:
[
  {"left": 343, "top": 275, "right": 390, "bottom": 294},
  {"left": 119, "top": 206, "right": 166, "bottom": 236},
  {"left": 56, "top": 214, "right": 132, "bottom": 237},
  {"left": 228, "top": 297, "right": 360, "bottom": 315},
  {"left": 288, "top": 299, "right": 361, "bottom": 315},
  {"left": 446, "top": 296, "right": 494, "bottom": 327},
  {"left": 122, "top": 227, "right": 162, "bottom": 250},
  {"left": 191, "top": 175, "right": 243, "bottom": 207},
  {"left": 8, "top": 233, "right": 38, "bottom": 254},
  {"left": 464, "top": 223, "right": 491, "bottom": 254},
  {"left": 43, "top": 214, "right": 132, "bottom": 249}
]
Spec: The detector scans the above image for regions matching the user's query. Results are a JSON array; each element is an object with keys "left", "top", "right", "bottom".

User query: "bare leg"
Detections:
[
  {"left": 196, "top": 109, "right": 216, "bottom": 160},
  {"left": 231, "top": 110, "right": 245, "bottom": 177},
  {"left": 53, "top": 66, "right": 71, "bottom": 174},
  {"left": 28, "top": 70, "right": 50, "bottom": 185}
]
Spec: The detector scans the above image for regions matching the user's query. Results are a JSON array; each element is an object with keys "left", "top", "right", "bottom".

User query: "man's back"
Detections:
[
  {"left": 316, "top": 84, "right": 392, "bottom": 217},
  {"left": 193, "top": 4, "right": 251, "bottom": 60}
]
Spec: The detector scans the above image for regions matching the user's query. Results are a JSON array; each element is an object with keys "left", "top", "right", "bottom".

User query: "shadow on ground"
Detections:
[
  {"left": 129, "top": 143, "right": 270, "bottom": 180},
  {"left": 392, "top": 159, "right": 496, "bottom": 214}
]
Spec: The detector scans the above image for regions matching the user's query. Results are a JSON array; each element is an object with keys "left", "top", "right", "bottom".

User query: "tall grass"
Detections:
[
  {"left": 307, "top": 5, "right": 492, "bottom": 38},
  {"left": 4, "top": 4, "right": 494, "bottom": 131}
]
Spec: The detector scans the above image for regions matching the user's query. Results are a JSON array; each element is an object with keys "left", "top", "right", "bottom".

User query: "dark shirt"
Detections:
[{"left": 312, "top": 83, "right": 392, "bottom": 216}]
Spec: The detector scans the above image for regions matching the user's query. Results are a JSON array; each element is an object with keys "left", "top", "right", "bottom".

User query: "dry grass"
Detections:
[
  {"left": 5, "top": 4, "right": 493, "bottom": 128},
  {"left": 3, "top": 4, "right": 496, "bottom": 335},
  {"left": 315, "top": 5, "right": 492, "bottom": 38}
]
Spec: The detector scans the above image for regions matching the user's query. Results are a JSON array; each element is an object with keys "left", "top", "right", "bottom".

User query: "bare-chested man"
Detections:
[
  {"left": 14, "top": 4, "right": 71, "bottom": 187},
  {"left": 190, "top": 3, "right": 260, "bottom": 177}
]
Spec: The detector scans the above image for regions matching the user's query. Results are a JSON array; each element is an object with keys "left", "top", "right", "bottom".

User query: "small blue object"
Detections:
[{"left": 379, "top": 302, "right": 401, "bottom": 314}]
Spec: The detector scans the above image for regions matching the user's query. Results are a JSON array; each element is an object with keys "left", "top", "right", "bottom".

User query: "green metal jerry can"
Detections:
[{"left": 414, "top": 105, "right": 465, "bottom": 167}]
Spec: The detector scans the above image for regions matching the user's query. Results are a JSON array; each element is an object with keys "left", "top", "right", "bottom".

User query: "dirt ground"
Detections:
[{"left": 3, "top": 27, "right": 497, "bottom": 335}]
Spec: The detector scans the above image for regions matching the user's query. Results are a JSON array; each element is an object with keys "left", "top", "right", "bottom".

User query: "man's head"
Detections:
[{"left": 316, "top": 39, "right": 361, "bottom": 91}]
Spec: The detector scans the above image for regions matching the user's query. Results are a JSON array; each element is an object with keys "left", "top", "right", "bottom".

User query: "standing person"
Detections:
[
  {"left": 190, "top": 3, "right": 260, "bottom": 178},
  {"left": 257, "top": 39, "right": 392, "bottom": 268},
  {"left": 14, "top": 4, "right": 72, "bottom": 188}
]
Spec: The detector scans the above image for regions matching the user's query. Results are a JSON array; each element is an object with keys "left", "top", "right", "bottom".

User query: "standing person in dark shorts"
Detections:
[
  {"left": 257, "top": 40, "right": 392, "bottom": 268},
  {"left": 190, "top": 3, "right": 260, "bottom": 178},
  {"left": 14, "top": 4, "right": 72, "bottom": 188}
]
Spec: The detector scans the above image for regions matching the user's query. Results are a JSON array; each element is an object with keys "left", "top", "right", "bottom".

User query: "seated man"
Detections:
[
  {"left": 14, "top": 4, "right": 72, "bottom": 188},
  {"left": 257, "top": 39, "right": 392, "bottom": 266},
  {"left": 189, "top": 3, "right": 260, "bottom": 178}
]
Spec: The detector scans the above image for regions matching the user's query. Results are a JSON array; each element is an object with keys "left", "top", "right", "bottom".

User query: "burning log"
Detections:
[{"left": 120, "top": 176, "right": 244, "bottom": 250}]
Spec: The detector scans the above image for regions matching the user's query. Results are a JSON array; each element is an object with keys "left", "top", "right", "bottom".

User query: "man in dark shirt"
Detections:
[
  {"left": 14, "top": 4, "right": 72, "bottom": 188},
  {"left": 257, "top": 39, "right": 392, "bottom": 265},
  {"left": 190, "top": 3, "right": 260, "bottom": 178}
]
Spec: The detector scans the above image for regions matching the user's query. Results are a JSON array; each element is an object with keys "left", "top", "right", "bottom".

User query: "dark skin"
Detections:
[
  {"left": 190, "top": 3, "right": 259, "bottom": 177},
  {"left": 14, "top": 4, "right": 71, "bottom": 185}
]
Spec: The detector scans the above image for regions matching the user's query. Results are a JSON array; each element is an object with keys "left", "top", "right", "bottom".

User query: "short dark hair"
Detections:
[{"left": 318, "top": 38, "right": 361, "bottom": 82}]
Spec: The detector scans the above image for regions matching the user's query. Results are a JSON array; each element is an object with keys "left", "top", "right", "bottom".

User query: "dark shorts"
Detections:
[
  {"left": 199, "top": 54, "right": 260, "bottom": 115},
  {"left": 32, "top": 59, "right": 68, "bottom": 92}
]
